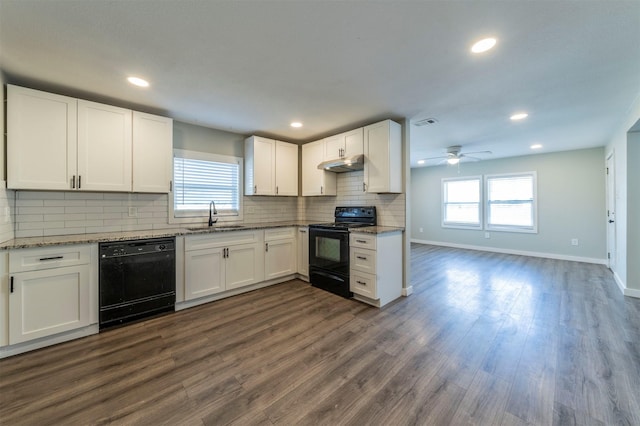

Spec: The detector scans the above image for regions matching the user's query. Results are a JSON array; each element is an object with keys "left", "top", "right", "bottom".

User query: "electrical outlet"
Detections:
[
  {"left": 571, "top": 238, "right": 579, "bottom": 246},
  {"left": 485, "top": 232, "right": 490, "bottom": 239},
  {"left": 128, "top": 207, "right": 138, "bottom": 217}
]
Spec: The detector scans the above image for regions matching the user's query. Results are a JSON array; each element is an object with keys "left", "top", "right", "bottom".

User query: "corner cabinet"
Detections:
[
  {"left": 7, "top": 85, "right": 173, "bottom": 193},
  {"left": 302, "top": 139, "right": 336, "bottom": 196},
  {"left": 349, "top": 231, "right": 403, "bottom": 307},
  {"left": 7, "top": 245, "right": 97, "bottom": 345},
  {"left": 184, "top": 231, "right": 265, "bottom": 300},
  {"left": 363, "top": 119, "right": 402, "bottom": 193},
  {"left": 245, "top": 136, "right": 299, "bottom": 196}
]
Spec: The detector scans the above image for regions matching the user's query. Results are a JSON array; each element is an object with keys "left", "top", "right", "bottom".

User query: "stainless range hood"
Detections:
[{"left": 317, "top": 154, "right": 364, "bottom": 173}]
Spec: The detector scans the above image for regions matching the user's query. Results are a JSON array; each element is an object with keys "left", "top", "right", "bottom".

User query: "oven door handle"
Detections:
[
  {"left": 311, "top": 269, "right": 347, "bottom": 283},
  {"left": 309, "top": 228, "right": 350, "bottom": 237}
]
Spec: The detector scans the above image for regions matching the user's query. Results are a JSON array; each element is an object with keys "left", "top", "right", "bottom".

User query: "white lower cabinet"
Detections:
[
  {"left": 264, "top": 228, "right": 297, "bottom": 280},
  {"left": 297, "top": 227, "right": 309, "bottom": 280},
  {"left": 349, "top": 231, "right": 403, "bottom": 307},
  {"left": 184, "top": 231, "right": 265, "bottom": 300},
  {"left": 7, "top": 245, "right": 96, "bottom": 345}
]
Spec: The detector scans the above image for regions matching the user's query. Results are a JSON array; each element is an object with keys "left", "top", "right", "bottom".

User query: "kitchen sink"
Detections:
[{"left": 187, "top": 225, "right": 246, "bottom": 231}]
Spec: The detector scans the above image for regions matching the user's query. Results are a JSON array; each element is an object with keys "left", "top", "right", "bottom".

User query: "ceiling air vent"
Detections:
[{"left": 414, "top": 118, "right": 439, "bottom": 127}]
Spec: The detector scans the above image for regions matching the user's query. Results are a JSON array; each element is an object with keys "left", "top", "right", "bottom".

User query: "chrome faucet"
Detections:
[{"left": 208, "top": 201, "right": 218, "bottom": 226}]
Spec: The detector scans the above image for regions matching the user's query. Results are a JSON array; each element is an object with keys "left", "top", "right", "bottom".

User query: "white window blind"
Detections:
[
  {"left": 486, "top": 173, "right": 536, "bottom": 231},
  {"left": 173, "top": 153, "right": 241, "bottom": 217},
  {"left": 442, "top": 177, "right": 482, "bottom": 229}
]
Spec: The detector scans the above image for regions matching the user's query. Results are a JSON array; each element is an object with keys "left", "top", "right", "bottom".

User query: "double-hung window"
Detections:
[
  {"left": 170, "top": 149, "right": 243, "bottom": 222},
  {"left": 442, "top": 177, "right": 482, "bottom": 229},
  {"left": 485, "top": 172, "right": 537, "bottom": 232}
]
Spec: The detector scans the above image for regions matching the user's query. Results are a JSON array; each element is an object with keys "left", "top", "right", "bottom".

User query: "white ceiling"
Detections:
[{"left": 1, "top": 1, "right": 639, "bottom": 168}]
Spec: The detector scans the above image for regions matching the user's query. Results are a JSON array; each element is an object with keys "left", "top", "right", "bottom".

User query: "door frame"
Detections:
[{"left": 606, "top": 151, "right": 616, "bottom": 269}]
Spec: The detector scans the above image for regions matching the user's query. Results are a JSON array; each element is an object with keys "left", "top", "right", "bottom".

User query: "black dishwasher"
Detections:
[{"left": 99, "top": 237, "right": 176, "bottom": 328}]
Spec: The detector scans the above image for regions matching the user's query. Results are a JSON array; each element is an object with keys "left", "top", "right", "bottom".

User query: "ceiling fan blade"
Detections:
[
  {"left": 461, "top": 150, "right": 492, "bottom": 156},
  {"left": 423, "top": 155, "right": 450, "bottom": 160},
  {"left": 461, "top": 155, "right": 482, "bottom": 161}
]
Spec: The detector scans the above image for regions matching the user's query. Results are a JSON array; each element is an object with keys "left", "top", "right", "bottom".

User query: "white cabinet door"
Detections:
[
  {"left": 184, "top": 247, "right": 226, "bottom": 300},
  {"left": 297, "top": 227, "right": 309, "bottom": 278},
  {"left": 302, "top": 140, "right": 336, "bottom": 196},
  {"left": 324, "top": 134, "right": 344, "bottom": 159},
  {"left": 132, "top": 112, "right": 173, "bottom": 193},
  {"left": 363, "top": 120, "right": 402, "bottom": 194},
  {"left": 9, "top": 265, "right": 90, "bottom": 345},
  {"left": 7, "top": 85, "right": 77, "bottom": 190},
  {"left": 265, "top": 239, "right": 296, "bottom": 280},
  {"left": 77, "top": 100, "right": 132, "bottom": 192},
  {"left": 275, "top": 141, "right": 299, "bottom": 196},
  {"left": 226, "top": 243, "right": 264, "bottom": 290},
  {"left": 245, "top": 136, "right": 276, "bottom": 195},
  {"left": 343, "top": 128, "right": 364, "bottom": 157}
]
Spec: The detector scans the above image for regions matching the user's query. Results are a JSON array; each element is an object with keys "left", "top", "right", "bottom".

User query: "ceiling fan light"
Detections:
[{"left": 447, "top": 158, "right": 460, "bottom": 165}]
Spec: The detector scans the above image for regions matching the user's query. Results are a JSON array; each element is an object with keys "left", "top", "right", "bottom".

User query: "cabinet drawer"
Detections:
[
  {"left": 350, "top": 233, "right": 376, "bottom": 250},
  {"left": 350, "top": 271, "right": 377, "bottom": 299},
  {"left": 350, "top": 247, "right": 376, "bottom": 274},
  {"left": 265, "top": 227, "right": 295, "bottom": 241},
  {"left": 10, "top": 245, "right": 91, "bottom": 273},
  {"left": 185, "top": 230, "right": 263, "bottom": 251}
]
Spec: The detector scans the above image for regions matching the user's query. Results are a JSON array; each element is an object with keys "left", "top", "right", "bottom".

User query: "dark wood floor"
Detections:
[{"left": 1, "top": 243, "right": 639, "bottom": 425}]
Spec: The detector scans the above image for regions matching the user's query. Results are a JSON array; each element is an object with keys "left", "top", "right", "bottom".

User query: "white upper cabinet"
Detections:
[
  {"left": 363, "top": 119, "right": 402, "bottom": 193},
  {"left": 323, "top": 128, "right": 363, "bottom": 159},
  {"left": 302, "top": 139, "right": 336, "bottom": 196},
  {"left": 132, "top": 112, "right": 173, "bottom": 193},
  {"left": 245, "top": 136, "right": 298, "bottom": 196},
  {"left": 275, "top": 141, "right": 299, "bottom": 196},
  {"left": 77, "top": 100, "right": 132, "bottom": 192},
  {"left": 7, "top": 85, "right": 174, "bottom": 193},
  {"left": 7, "top": 85, "right": 77, "bottom": 190}
]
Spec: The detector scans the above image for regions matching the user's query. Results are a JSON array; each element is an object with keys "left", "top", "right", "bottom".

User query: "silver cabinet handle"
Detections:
[
  {"left": 356, "top": 240, "right": 367, "bottom": 244},
  {"left": 356, "top": 256, "right": 367, "bottom": 260},
  {"left": 78, "top": 175, "right": 82, "bottom": 189},
  {"left": 276, "top": 186, "right": 279, "bottom": 195},
  {"left": 320, "top": 186, "right": 323, "bottom": 195},
  {"left": 254, "top": 185, "right": 257, "bottom": 194},
  {"left": 357, "top": 280, "right": 367, "bottom": 286},
  {"left": 71, "top": 175, "right": 76, "bottom": 189}
]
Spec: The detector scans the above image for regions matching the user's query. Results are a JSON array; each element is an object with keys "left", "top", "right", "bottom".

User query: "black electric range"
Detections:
[{"left": 308, "top": 206, "right": 376, "bottom": 298}]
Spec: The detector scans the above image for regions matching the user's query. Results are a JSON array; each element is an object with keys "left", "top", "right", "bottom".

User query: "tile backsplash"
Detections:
[{"left": 6, "top": 170, "right": 405, "bottom": 240}]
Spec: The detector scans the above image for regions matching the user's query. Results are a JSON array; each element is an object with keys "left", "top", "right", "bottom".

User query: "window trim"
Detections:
[
  {"left": 484, "top": 171, "right": 537, "bottom": 234},
  {"left": 168, "top": 149, "right": 243, "bottom": 225},
  {"left": 441, "top": 176, "right": 483, "bottom": 230}
]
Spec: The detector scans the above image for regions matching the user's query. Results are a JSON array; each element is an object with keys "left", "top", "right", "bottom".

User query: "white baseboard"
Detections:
[
  {"left": 402, "top": 286, "right": 413, "bottom": 296},
  {"left": 411, "top": 239, "right": 608, "bottom": 265},
  {"left": 613, "top": 270, "right": 627, "bottom": 295},
  {"left": 624, "top": 287, "right": 640, "bottom": 298}
]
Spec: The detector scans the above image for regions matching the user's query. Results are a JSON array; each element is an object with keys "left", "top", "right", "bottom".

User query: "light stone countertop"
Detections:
[{"left": 0, "top": 222, "right": 405, "bottom": 250}]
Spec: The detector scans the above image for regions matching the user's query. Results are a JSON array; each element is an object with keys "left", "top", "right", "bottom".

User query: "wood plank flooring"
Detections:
[{"left": 1, "top": 243, "right": 639, "bottom": 425}]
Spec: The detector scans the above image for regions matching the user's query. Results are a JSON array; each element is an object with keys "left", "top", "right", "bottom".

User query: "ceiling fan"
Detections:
[{"left": 423, "top": 145, "right": 492, "bottom": 165}]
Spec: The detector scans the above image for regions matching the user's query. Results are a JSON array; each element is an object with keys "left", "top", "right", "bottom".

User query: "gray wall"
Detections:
[{"left": 411, "top": 147, "right": 606, "bottom": 261}]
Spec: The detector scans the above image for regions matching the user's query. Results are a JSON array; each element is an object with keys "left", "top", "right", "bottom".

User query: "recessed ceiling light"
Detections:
[
  {"left": 417, "top": 160, "right": 425, "bottom": 165},
  {"left": 510, "top": 112, "right": 528, "bottom": 121},
  {"left": 471, "top": 37, "right": 497, "bottom": 53},
  {"left": 127, "top": 76, "right": 149, "bottom": 87},
  {"left": 290, "top": 122, "right": 303, "bottom": 128},
  {"left": 530, "top": 144, "right": 543, "bottom": 149}
]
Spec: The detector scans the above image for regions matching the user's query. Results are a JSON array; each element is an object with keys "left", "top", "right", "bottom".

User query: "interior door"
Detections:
[{"left": 606, "top": 153, "right": 616, "bottom": 268}]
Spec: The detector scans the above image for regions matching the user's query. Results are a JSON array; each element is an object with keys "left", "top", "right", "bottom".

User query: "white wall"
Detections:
[
  {"left": 411, "top": 147, "right": 606, "bottom": 262},
  {"left": 605, "top": 93, "right": 640, "bottom": 295},
  {"left": 628, "top": 131, "right": 640, "bottom": 291}
]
